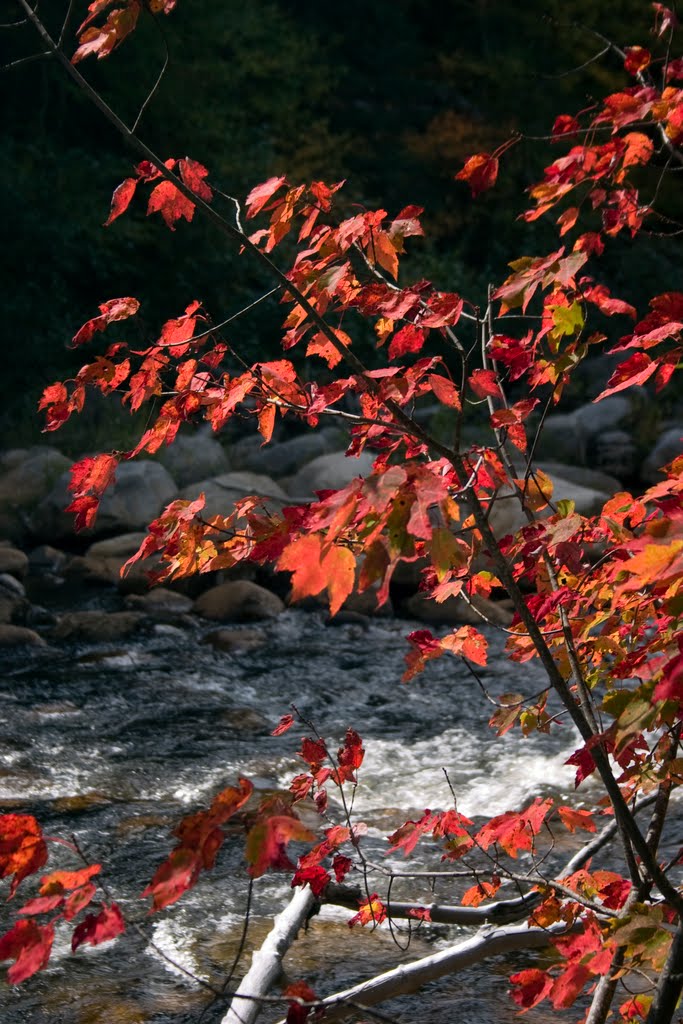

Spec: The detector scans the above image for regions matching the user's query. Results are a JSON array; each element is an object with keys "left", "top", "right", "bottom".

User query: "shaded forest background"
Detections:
[{"left": 3, "top": 0, "right": 680, "bottom": 451}]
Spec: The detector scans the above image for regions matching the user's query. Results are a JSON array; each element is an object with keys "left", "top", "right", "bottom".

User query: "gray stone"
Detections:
[
  {"left": 178, "top": 471, "right": 289, "bottom": 520},
  {"left": 86, "top": 533, "right": 148, "bottom": 558},
  {"left": 0, "top": 573, "right": 26, "bottom": 599},
  {"left": 27, "top": 545, "right": 68, "bottom": 575},
  {"left": 487, "top": 469, "right": 612, "bottom": 540},
  {"left": 31, "top": 461, "right": 177, "bottom": 541},
  {"left": 229, "top": 427, "right": 345, "bottom": 478},
  {"left": 156, "top": 427, "right": 230, "bottom": 487},
  {"left": 590, "top": 429, "right": 637, "bottom": 480},
  {"left": 535, "top": 395, "right": 638, "bottom": 465},
  {"left": 0, "top": 447, "right": 72, "bottom": 543},
  {"left": 193, "top": 580, "right": 284, "bottom": 622},
  {"left": 285, "top": 450, "right": 376, "bottom": 498},
  {"left": 642, "top": 426, "right": 683, "bottom": 483},
  {"left": 533, "top": 462, "right": 623, "bottom": 495}
]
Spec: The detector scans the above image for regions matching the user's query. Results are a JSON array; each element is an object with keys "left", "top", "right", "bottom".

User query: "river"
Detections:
[{"left": 0, "top": 592, "right": 586, "bottom": 1024}]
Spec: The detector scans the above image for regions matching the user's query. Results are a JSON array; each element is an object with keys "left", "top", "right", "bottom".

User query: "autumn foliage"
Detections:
[{"left": 4, "top": 2, "right": 683, "bottom": 1023}]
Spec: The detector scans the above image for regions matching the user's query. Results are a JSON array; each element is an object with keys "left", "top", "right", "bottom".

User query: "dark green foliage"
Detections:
[{"left": 2, "top": 0, "right": 681, "bottom": 443}]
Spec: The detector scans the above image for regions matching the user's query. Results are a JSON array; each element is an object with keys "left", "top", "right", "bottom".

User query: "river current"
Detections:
[{"left": 0, "top": 600, "right": 586, "bottom": 1024}]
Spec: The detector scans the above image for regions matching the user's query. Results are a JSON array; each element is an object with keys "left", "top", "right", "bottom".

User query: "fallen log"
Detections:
[{"left": 221, "top": 884, "right": 317, "bottom": 1024}]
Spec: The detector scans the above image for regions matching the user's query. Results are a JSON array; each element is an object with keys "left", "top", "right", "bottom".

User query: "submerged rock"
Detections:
[
  {"left": 0, "top": 624, "right": 46, "bottom": 646},
  {"left": 53, "top": 610, "right": 146, "bottom": 642},
  {"left": 202, "top": 627, "right": 267, "bottom": 651},
  {"left": 193, "top": 580, "right": 285, "bottom": 622}
]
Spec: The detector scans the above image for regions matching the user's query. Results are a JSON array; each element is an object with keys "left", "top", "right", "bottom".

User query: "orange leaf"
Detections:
[
  {"left": 429, "top": 373, "right": 461, "bottom": 409},
  {"left": 258, "top": 403, "right": 276, "bottom": 444},
  {"left": 461, "top": 879, "right": 500, "bottom": 906},
  {"left": 0, "top": 814, "right": 48, "bottom": 897},
  {"left": 455, "top": 153, "right": 499, "bottom": 197},
  {"left": 322, "top": 544, "right": 356, "bottom": 616}
]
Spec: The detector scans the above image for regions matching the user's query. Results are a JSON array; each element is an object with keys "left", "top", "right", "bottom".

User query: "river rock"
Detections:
[
  {"left": 0, "top": 624, "right": 46, "bottom": 646},
  {"left": 27, "top": 544, "right": 69, "bottom": 577},
  {"left": 67, "top": 533, "right": 161, "bottom": 594},
  {"left": 0, "top": 546, "right": 29, "bottom": 579},
  {"left": 125, "top": 588, "right": 193, "bottom": 616},
  {"left": 0, "top": 574, "right": 27, "bottom": 624},
  {"left": 487, "top": 468, "right": 612, "bottom": 540},
  {"left": 202, "top": 627, "right": 267, "bottom": 652},
  {"left": 534, "top": 394, "right": 638, "bottom": 465},
  {"left": 641, "top": 426, "right": 683, "bottom": 483},
  {"left": 53, "top": 610, "right": 146, "bottom": 642},
  {"left": 532, "top": 462, "right": 623, "bottom": 495},
  {"left": 31, "top": 461, "right": 177, "bottom": 541},
  {"left": 403, "top": 592, "right": 513, "bottom": 627},
  {"left": 156, "top": 426, "right": 230, "bottom": 486},
  {"left": 589, "top": 429, "right": 637, "bottom": 480},
  {"left": 179, "top": 471, "right": 289, "bottom": 520},
  {"left": 0, "top": 446, "right": 72, "bottom": 543},
  {"left": 0, "top": 573, "right": 26, "bottom": 600},
  {"left": 285, "top": 449, "right": 376, "bottom": 498},
  {"left": 230, "top": 427, "right": 345, "bottom": 478},
  {"left": 193, "top": 580, "right": 284, "bottom": 622}
]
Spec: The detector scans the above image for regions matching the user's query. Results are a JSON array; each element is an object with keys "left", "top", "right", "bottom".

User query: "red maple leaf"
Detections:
[
  {"left": 0, "top": 919, "right": 54, "bottom": 984},
  {"left": 72, "top": 297, "right": 140, "bottom": 346},
  {"left": 71, "top": 903, "right": 125, "bottom": 952}
]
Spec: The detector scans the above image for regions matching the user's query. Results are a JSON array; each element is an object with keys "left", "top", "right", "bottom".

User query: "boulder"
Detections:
[
  {"left": 0, "top": 573, "right": 28, "bottom": 625},
  {"left": 52, "top": 611, "right": 146, "bottom": 642},
  {"left": 0, "top": 546, "right": 29, "bottom": 579},
  {"left": 229, "top": 427, "right": 345, "bottom": 478},
  {"left": 533, "top": 462, "right": 623, "bottom": 496},
  {"left": 285, "top": 450, "right": 376, "bottom": 498},
  {"left": 403, "top": 592, "right": 513, "bottom": 627},
  {"left": 589, "top": 429, "right": 637, "bottom": 481},
  {"left": 66, "top": 533, "right": 159, "bottom": 594},
  {"left": 178, "top": 471, "right": 289, "bottom": 520},
  {"left": 487, "top": 469, "right": 612, "bottom": 540},
  {"left": 0, "top": 624, "right": 46, "bottom": 646},
  {"left": 534, "top": 394, "right": 639, "bottom": 465},
  {"left": 0, "top": 447, "right": 72, "bottom": 543},
  {"left": 193, "top": 580, "right": 284, "bottom": 622},
  {"left": 641, "top": 426, "right": 683, "bottom": 483},
  {"left": 156, "top": 427, "right": 230, "bottom": 486},
  {"left": 31, "top": 461, "right": 177, "bottom": 541},
  {"left": 86, "top": 533, "right": 148, "bottom": 558},
  {"left": 124, "top": 588, "right": 193, "bottom": 616},
  {"left": 27, "top": 545, "right": 68, "bottom": 576}
]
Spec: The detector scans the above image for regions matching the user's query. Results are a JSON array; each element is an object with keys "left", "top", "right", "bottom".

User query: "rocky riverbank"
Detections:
[{"left": 0, "top": 391, "right": 680, "bottom": 653}]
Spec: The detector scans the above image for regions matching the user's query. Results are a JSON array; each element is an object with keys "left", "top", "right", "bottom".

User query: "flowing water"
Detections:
[{"left": 0, "top": 597, "right": 590, "bottom": 1024}]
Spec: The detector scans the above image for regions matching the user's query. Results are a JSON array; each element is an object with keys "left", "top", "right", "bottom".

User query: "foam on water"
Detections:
[{"left": 350, "top": 726, "right": 579, "bottom": 818}]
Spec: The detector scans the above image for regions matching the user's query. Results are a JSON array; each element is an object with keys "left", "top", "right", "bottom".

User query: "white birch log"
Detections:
[
  {"left": 273, "top": 921, "right": 563, "bottom": 1024},
  {"left": 221, "top": 884, "right": 317, "bottom": 1024}
]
